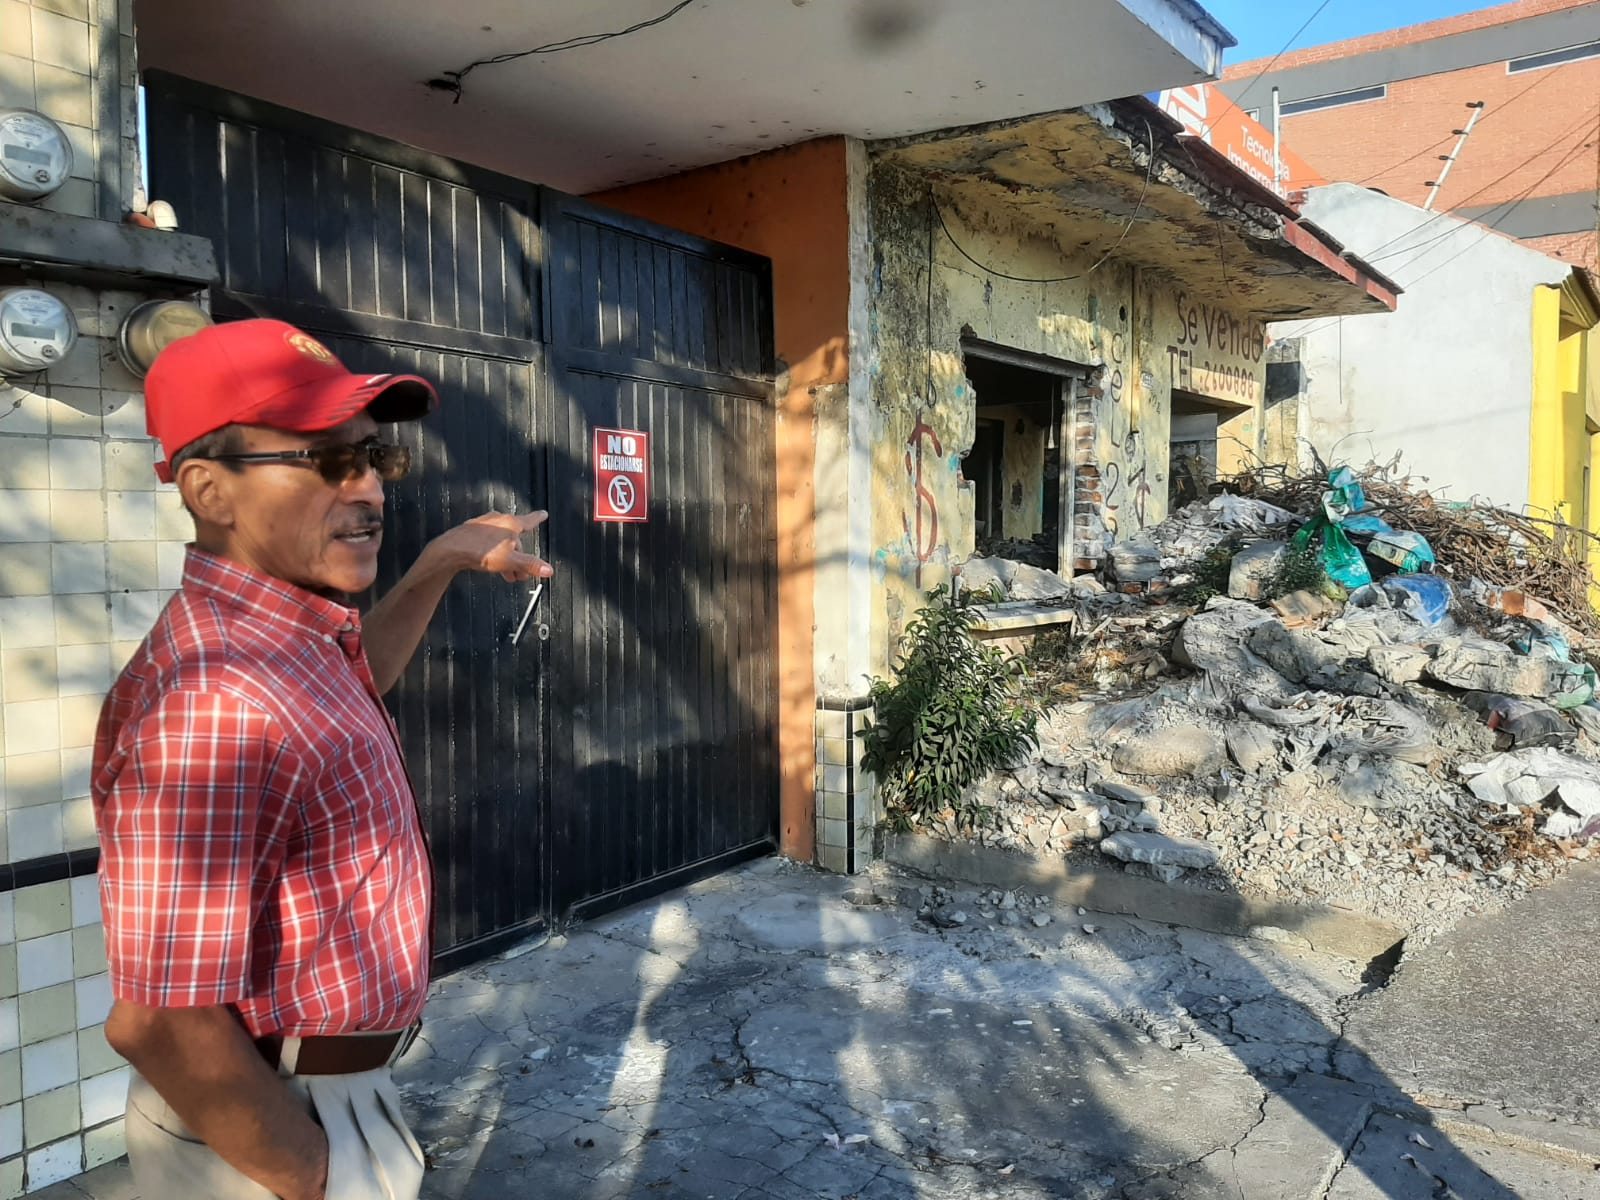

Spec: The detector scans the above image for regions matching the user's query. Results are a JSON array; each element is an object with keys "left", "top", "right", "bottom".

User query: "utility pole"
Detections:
[
  {"left": 1271, "top": 87, "right": 1283, "bottom": 196},
  {"left": 1424, "top": 100, "right": 1486, "bottom": 211}
]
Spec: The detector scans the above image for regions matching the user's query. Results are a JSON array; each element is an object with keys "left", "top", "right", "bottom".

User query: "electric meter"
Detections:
[
  {"left": 0, "top": 289, "right": 79, "bottom": 376},
  {"left": 0, "top": 109, "right": 73, "bottom": 203},
  {"left": 117, "top": 299, "right": 212, "bottom": 378}
]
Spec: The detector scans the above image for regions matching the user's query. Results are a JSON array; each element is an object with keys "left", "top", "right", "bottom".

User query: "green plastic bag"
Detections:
[
  {"left": 1318, "top": 522, "right": 1373, "bottom": 590},
  {"left": 1294, "top": 515, "right": 1373, "bottom": 591}
]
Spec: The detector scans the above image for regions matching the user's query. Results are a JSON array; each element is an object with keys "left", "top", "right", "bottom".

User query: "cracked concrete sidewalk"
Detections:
[{"left": 43, "top": 858, "right": 1600, "bottom": 1199}]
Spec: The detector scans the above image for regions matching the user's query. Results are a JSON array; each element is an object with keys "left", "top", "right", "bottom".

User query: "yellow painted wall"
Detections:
[
  {"left": 970, "top": 403, "right": 1050, "bottom": 542},
  {"left": 1530, "top": 286, "right": 1595, "bottom": 531},
  {"left": 1530, "top": 287, "right": 1565, "bottom": 520},
  {"left": 865, "top": 164, "right": 1268, "bottom": 671}
]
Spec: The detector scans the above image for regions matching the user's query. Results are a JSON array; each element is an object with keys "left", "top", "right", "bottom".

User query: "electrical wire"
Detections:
[
  {"left": 931, "top": 120, "right": 1159, "bottom": 285},
  {"left": 1353, "top": 60, "right": 1576, "bottom": 188},
  {"left": 1394, "top": 132, "right": 1600, "bottom": 290},
  {"left": 1285, "top": 121, "right": 1600, "bottom": 342},
  {"left": 1354, "top": 107, "right": 1598, "bottom": 263},
  {"left": 1363, "top": 127, "right": 1599, "bottom": 266},
  {"left": 1199, "top": 0, "right": 1338, "bottom": 142},
  {"left": 440, "top": 0, "right": 701, "bottom": 102}
]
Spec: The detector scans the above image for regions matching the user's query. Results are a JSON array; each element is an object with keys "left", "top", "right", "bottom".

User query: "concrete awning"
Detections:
[
  {"left": 875, "top": 98, "right": 1400, "bottom": 322},
  {"left": 134, "top": 0, "right": 1234, "bottom": 194}
]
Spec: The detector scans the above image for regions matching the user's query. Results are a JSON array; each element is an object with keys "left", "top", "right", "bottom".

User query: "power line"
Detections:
[
  {"left": 437, "top": 0, "right": 701, "bottom": 102},
  {"left": 1353, "top": 61, "right": 1574, "bottom": 188},
  {"left": 1365, "top": 128, "right": 1598, "bottom": 266},
  {"left": 1201, "top": 0, "right": 1339, "bottom": 141},
  {"left": 1348, "top": 107, "right": 1598, "bottom": 266},
  {"left": 1286, "top": 120, "right": 1600, "bottom": 341},
  {"left": 1397, "top": 131, "right": 1600, "bottom": 290},
  {"left": 931, "top": 120, "right": 1159, "bottom": 284}
]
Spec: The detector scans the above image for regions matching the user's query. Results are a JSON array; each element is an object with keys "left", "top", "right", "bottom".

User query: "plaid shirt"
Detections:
[{"left": 92, "top": 549, "right": 432, "bottom": 1037}]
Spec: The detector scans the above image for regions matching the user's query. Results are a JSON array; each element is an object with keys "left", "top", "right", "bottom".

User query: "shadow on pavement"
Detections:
[{"left": 394, "top": 857, "right": 1557, "bottom": 1200}]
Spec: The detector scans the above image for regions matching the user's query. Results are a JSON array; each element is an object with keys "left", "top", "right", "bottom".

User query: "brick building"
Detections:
[{"left": 1219, "top": 0, "right": 1600, "bottom": 272}]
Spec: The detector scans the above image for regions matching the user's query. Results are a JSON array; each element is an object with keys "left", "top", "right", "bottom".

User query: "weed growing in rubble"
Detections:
[
  {"left": 1267, "top": 542, "right": 1328, "bottom": 599},
  {"left": 1175, "top": 546, "right": 1234, "bottom": 605},
  {"left": 860, "top": 585, "right": 1038, "bottom": 831}
]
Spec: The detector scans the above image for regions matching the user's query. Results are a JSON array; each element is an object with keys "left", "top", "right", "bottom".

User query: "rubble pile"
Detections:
[{"left": 935, "top": 465, "right": 1600, "bottom": 942}]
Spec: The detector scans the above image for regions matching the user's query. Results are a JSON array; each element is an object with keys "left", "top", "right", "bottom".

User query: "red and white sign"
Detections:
[
  {"left": 1156, "top": 85, "right": 1326, "bottom": 198},
  {"left": 593, "top": 427, "right": 650, "bottom": 523}
]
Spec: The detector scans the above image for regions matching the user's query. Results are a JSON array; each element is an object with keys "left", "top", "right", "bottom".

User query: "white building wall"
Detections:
[{"left": 1277, "top": 183, "right": 1570, "bottom": 512}]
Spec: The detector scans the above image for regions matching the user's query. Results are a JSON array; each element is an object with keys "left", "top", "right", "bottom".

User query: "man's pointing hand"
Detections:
[{"left": 435, "top": 509, "right": 554, "bottom": 583}]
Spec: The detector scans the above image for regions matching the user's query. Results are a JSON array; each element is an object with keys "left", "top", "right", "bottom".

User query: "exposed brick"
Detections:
[{"left": 1224, "top": 0, "right": 1600, "bottom": 271}]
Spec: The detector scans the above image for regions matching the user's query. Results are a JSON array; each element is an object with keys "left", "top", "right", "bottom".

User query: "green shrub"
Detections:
[
  {"left": 860, "top": 585, "right": 1038, "bottom": 831},
  {"left": 1176, "top": 545, "right": 1235, "bottom": 606},
  {"left": 1265, "top": 542, "right": 1328, "bottom": 599}
]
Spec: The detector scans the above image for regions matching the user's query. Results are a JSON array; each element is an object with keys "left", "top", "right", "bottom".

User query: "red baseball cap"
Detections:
[{"left": 146, "top": 318, "right": 438, "bottom": 482}]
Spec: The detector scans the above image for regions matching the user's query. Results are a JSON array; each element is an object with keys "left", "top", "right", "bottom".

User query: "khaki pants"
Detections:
[{"left": 126, "top": 1067, "right": 426, "bottom": 1200}]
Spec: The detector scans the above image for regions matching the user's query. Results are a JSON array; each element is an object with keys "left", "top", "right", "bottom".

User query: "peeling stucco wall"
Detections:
[{"left": 863, "top": 160, "right": 1268, "bottom": 673}]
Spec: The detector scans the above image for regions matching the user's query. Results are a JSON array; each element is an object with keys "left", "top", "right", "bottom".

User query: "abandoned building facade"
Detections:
[{"left": 0, "top": 0, "right": 1415, "bottom": 1190}]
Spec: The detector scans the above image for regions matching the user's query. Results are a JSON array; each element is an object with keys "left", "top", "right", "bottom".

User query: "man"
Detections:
[{"left": 92, "top": 318, "right": 550, "bottom": 1200}]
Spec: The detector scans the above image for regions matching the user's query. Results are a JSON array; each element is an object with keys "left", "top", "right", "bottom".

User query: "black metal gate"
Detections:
[{"left": 145, "top": 74, "right": 779, "bottom": 967}]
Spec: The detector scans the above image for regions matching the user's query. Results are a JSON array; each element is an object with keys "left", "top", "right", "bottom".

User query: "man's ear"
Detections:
[{"left": 177, "top": 460, "right": 235, "bottom": 527}]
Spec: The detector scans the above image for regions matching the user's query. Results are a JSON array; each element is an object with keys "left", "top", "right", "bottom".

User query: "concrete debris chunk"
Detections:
[
  {"left": 958, "top": 555, "right": 1015, "bottom": 597},
  {"left": 1007, "top": 561, "right": 1073, "bottom": 602},
  {"left": 1368, "top": 643, "right": 1431, "bottom": 685},
  {"left": 1111, "top": 724, "right": 1226, "bottom": 779},
  {"left": 1425, "top": 636, "right": 1590, "bottom": 700},
  {"left": 1123, "top": 861, "right": 1185, "bottom": 883},
  {"left": 1226, "top": 722, "right": 1280, "bottom": 773},
  {"left": 1110, "top": 535, "right": 1163, "bottom": 584},
  {"left": 1091, "top": 781, "right": 1157, "bottom": 806},
  {"left": 1228, "top": 541, "right": 1288, "bottom": 601},
  {"left": 1172, "top": 600, "right": 1295, "bottom": 699},
  {"left": 1098, "top": 830, "right": 1221, "bottom": 870}
]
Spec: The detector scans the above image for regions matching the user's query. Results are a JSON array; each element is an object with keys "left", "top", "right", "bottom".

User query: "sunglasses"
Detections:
[{"left": 206, "top": 439, "right": 414, "bottom": 484}]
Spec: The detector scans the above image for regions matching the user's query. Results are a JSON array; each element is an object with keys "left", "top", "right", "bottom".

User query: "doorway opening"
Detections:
[
  {"left": 961, "top": 350, "right": 1062, "bottom": 571},
  {"left": 1170, "top": 389, "right": 1252, "bottom": 508}
]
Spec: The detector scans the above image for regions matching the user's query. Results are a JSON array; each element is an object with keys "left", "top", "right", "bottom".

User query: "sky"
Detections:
[{"left": 1203, "top": 0, "right": 1489, "bottom": 64}]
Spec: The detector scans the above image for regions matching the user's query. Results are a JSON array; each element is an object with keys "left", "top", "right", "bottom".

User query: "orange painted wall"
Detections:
[{"left": 591, "top": 137, "right": 852, "bottom": 863}]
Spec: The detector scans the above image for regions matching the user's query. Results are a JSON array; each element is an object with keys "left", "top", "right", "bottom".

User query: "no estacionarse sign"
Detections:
[{"left": 593, "top": 426, "right": 650, "bottom": 523}]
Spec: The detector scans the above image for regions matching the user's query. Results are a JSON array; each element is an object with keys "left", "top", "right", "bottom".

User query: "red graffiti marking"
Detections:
[{"left": 902, "top": 411, "right": 942, "bottom": 589}]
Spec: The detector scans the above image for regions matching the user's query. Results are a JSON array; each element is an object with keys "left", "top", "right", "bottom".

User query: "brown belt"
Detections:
[{"left": 254, "top": 1028, "right": 412, "bottom": 1076}]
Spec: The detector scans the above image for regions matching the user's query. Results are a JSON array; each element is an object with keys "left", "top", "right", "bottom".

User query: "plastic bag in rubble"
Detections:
[
  {"left": 1460, "top": 749, "right": 1600, "bottom": 837},
  {"left": 1467, "top": 694, "right": 1577, "bottom": 750},
  {"left": 1513, "top": 631, "right": 1598, "bottom": 709},
  {"left": 1321, "top": 466, "right": 1367, "bottom": 522},
  {"left": 1569, "top": 703, "right": 1600, "bottom": 741},
  {"left": 1381, "top": 574, "right": 1452, "bottom": 627},
  {"left": 1326, "top": 698, "right": 1436, "bottom": 764},
  {"left": 1367, "top": 531, "right": 1436, "bottom": 574},
  {"left": 1339, "top": 514, "right": 1395, "bottom": 538},
  {"left": 1209, "top": 494, "right": 1295, "bottom": 531},
  {"left": 1310, "top": 522, "right": 1373, "bottom": 591}
]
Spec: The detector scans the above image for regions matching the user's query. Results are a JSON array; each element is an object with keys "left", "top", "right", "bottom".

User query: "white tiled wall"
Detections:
[
  {"left": 0, "top": 285, "right": 192, "bottom": 868},
  {"left": 2, "top": 1, "right": 170, "bottom": 1192},
  {"left": 0, "top": 0, "right": 141, "bottom": 223},
  {"left": 0, "top": 877, "right": 123, "bottom": 1195}
]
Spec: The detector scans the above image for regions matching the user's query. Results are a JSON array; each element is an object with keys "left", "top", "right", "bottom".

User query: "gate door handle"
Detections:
[{"left": 509, "top": 584, "right": 545, "bottom": 646}]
